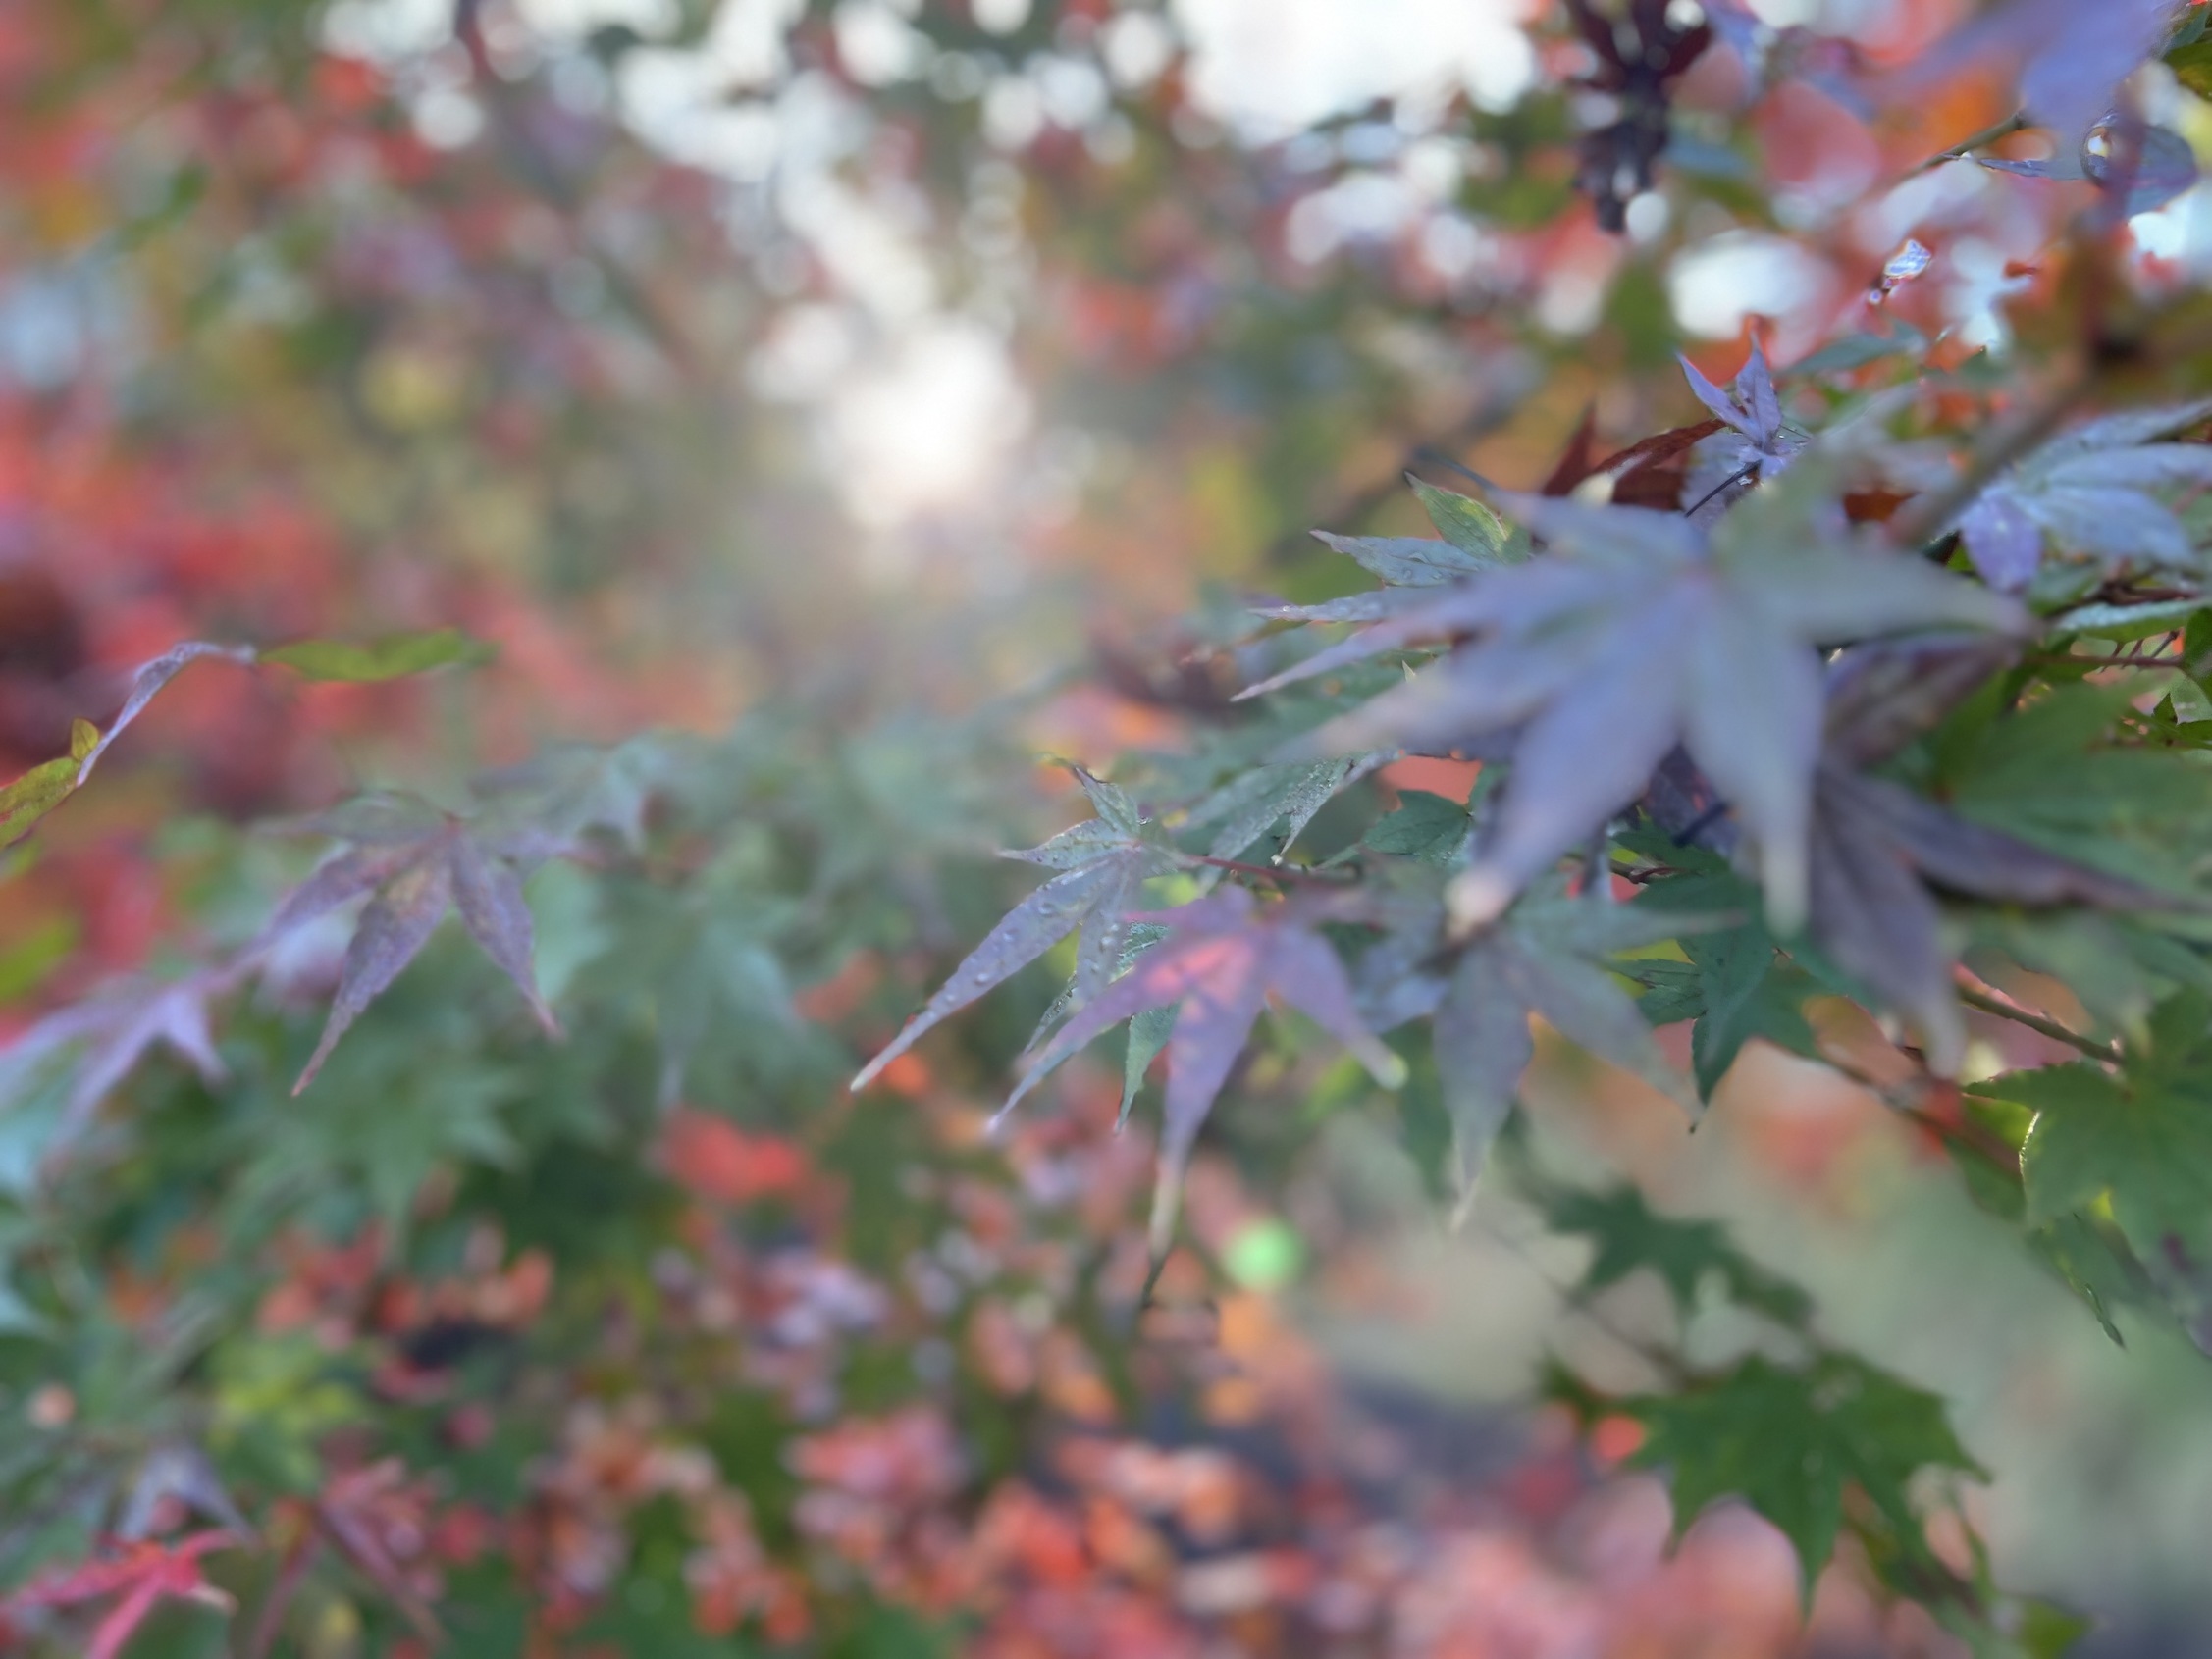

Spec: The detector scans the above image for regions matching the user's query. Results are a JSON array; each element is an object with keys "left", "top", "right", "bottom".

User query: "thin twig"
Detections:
[
  {"left": 1817, "top": 1052, "right": 2021, "bottom": 1177},
  {"left": 1679, "top": 462, "right": 1759, "bottom": 520},
  {"left": 1957, "top": 985, "right": 2117, "bottom": 1062}
]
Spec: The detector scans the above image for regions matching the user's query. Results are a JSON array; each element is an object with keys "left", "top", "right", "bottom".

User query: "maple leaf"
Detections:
[
  {"left": 1256, "top": 476, "right": 1531, "bottom": 630},
  {"left": 1244, "top": 452, "right": 2027, "bottom": 933},
  {"left": 1624, "top": 1353, "right": 1983, "bottom": 1607},
  {"left": 0, "top": 968, "right": 237, "bottom": 1164},
  {"left": 1356, "top": 872, "right": 1706, "bottom": 1198},
  {"left": 1539, "top": 408, "right": 1732, "bottom": 511},
  {"left": 0, "top": 632, "right": 486, "bottom": 852},
  {"left": 116, "top": 1443, "right": 252, "bottom": 1542},
  {"left": 1805, "top": 636, "right": 2175, "bottom": 1072},
  {"left": 852, "top": 768, "right": 1176, "bottom": 1093},
  {"left": 7, "top": 1531, "right": 241, "bottom": 1659},
  {"left": 1921, "top": 676, "right": 2212, "bottom": 893},
  {"left": 1974, "top": 992, "right": 2212, "bottom": 1266},
  {"left": 470, "top": 732, "right": 688, "bottom": 857},
  {"left": 1537, "top": 1182, "right": 1813, "bottom": 1329},
  {"left": 1184, "top": 754, "right": 1387, "bottom": 870},
  {"left": 1949, "top": 399, "right": 2212, "bottom": 590},
  {"left": 1001, "top": 887, "right": 1403, "bottom": 1257},
  {"left": 1894, "top": 0, "right": 2174, "bottom": 150},
  {"left": 265, "top": 792, "right": 562, "bottom": 1093},
  {"left": 1678, "top": 341, "right": 1806, "bottom": 519},
  {"left": 1622, "top": 918, "right": 1826, "bottom": 1100},
  {"left": 1980, "top": 122, "right": 2201, "bottom": 218},
  {"left": 0, "top": 643, "right": 253, "bottom": 850}
]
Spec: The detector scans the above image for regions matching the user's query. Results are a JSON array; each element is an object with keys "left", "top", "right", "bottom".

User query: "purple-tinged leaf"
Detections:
[
  {"left": 1978, "top": 156, "right": 2070, "bottom": 184},
  {"left": 1681, "top": 602, "right": 1825, "bottom": 932},
  {"left": 1892, "top": 0, "right": 2171, "bottom": 149},
  {"left": 1735, "top": 339, "right": 1783, "bottom": 442},
  {"left": 118, "top": 1444, "right": 253, "bottom": 1542},
  {"left": 1279, "top": 454, "right": 2020, "bottom": 935},
  {"left": 2021, "top": 488, "right": 2195, "bottom": 571},
  {"left": 1434, "top": 946, "right": 1532, "bottom": 1203},
  {"left": 1446, "top": 610, "right": 1689, "bottom": 927},
  {"left": 1959, "top": 493, "right": 2045, "bottom": 590},
  {"left": 1851, "top": 771, "right": 2177, "bottom": 910},
  {"left": 1237, "top": 558, "right": 1613, "bottom": 703},
  {"left": 448, "top": 835, "right": 559, "bottom": 1035},
  {"left": 2042, "top": 444, "right": 2212, "bottom": 492},
  {"left": 1509, "top": 945, "right": 1699, "bottom": 1116},
  {"left": 1261, "top": 922, "right": 1404, "bottom": 1085},
  {"left": 1807, "top": 777, "right": 1964, "bottom": 1072},
  {"left": 1680, "top": 352, "right": 1755, "bottom": 438},
  {"left": 76, "top": 642, "right": 256, "bottom": 788},
  {"left": 259, "top": 846, "right": 424, "bottom": 942},
  {"left": 995, "top": 890, "right": 1397, "bottom": 1254},
  {"left": 1149, "top": 947, "right": 1272, "bottom": 1258},
  {"left": 1822, "top": 635, "right": 2019, "bottom": 767},
  {"left": 294, "top": 856, "right": 454, "bottom": 1094},
  {"left": 1947, "top": 398, "right": 2212, "bottom": 584},
  {"left": 853, "top": 854, "right": 1145, "bottom": 1093},
  {"left": 1302, "top": 631, "right": 1597, "bottom": 759},
  {"left": 0, "top": 970, "right": 237, "bottom": 1170},
  {"left": 2092, "top": 124, "right": 2200, "bottom": 216}
]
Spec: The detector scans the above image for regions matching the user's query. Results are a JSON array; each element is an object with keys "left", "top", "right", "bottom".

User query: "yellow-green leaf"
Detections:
[
  {"left": 1408, "top": 477, "right": 1519, "bottom": 560},
  {"left": 0, "top": 757, "right": 84, "bottom": 849},
  {"left": 262, "top": 629, "right": 494, "bottom": 683},
  {"left": 2169, "top": 37, "right": 2212, "bottom": 98},
  {"left": 68, "top": 718, "right": 98, "bottom": 761}
]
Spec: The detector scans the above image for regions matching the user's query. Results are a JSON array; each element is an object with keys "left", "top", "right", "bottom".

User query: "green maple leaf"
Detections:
[
  {"left": 1682, "top": 926, "right": 1821, "bottom": 1097},
  {"left": 1627, "top": 1353, "right": 1983, "bottom": 1607},
  {"left": 1360, "top": 789, "right": 1472, "bottom": 865},
  {"left": 1975, "top": 992, "right": 2212, "bottom": 1264},
  {"left": 1612, "top": 826, "right": 1833, "bottom": 1096},
  {"left": 1540, "top": 1183, "right": 1811, "bottom": 1327},
  {"left": 1357, "top": 870, "right": 1709, "bottom": 1197}
]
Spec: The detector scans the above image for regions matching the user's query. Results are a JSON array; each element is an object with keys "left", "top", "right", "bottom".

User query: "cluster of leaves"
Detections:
[
  {"left": 24, "top": 0, "right": 2212, "bottom": 1653},
  {"left": 26, "top": 369, "right": 2212, "bottom": 1650},
  {"left": 828, "top": 298, "right": 2212, "bottom": 1659},
  {"left": 4, "top": 644, "right": 1973, "bottom": 1657}
]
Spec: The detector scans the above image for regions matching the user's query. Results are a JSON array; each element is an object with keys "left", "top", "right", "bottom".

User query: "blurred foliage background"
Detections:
[{"left": 10, "top": 0, "right": 2212, "bottom": 1654}]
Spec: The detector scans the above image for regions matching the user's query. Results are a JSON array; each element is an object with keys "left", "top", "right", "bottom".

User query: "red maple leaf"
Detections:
[{"left": 8, "top": 1531, "right": 240, "bottom": 1659}]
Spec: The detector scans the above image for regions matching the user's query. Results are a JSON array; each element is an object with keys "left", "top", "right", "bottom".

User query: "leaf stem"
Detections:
[
  {"left": 1817, "top": 1052, "right": 2022, "bottom": 1177},
  {"left": 1956, "top": 985, "right": 2118, "bottom": 1062}
]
